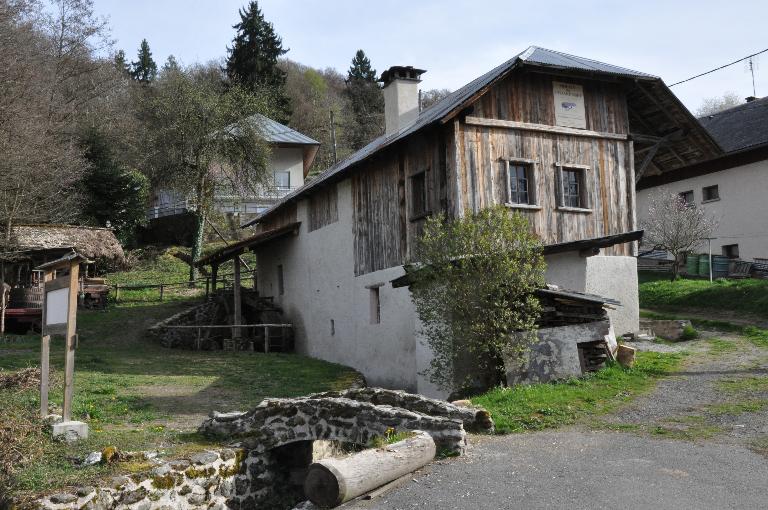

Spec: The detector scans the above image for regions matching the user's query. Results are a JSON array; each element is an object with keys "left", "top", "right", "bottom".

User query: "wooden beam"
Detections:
[
  {"left": 62, "top": 261, "right": 80, "bottom": 422},
  {"left": 39, "top": 269, "right": 53, "bottom": 418},
  {"left": 464, "top": 116, "right": 627, "bottom": 141},
  {"left": 635, "top": 142, "right": 662, "bottom": 184},
  {"left": 232, "top": 257, "right": 241, "bottom": 341}
]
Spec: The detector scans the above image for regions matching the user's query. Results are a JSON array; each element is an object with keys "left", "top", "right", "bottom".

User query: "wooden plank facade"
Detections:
[
  {"left": 308, "top": 184, "right": 339, "bottom": 232},
  {"left": 352, "top": 70, "right": 637, "bottom": 275}
]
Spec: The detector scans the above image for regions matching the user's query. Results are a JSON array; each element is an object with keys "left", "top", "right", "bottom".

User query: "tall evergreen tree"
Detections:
[
  {"left": 79, "top": 127, "right": 149, "bottom": 245},
  {"left": 225, "top": 1, "right": 291, "bottom": 122},
  {"left": 113, "top": 49, "right": 131, "bottom": 77},
  {"left": 131, "top": 39, "right": 157, "bottom": 83},
  {"left": 345, "top": 49, "right": 384, "bottom": 150}
]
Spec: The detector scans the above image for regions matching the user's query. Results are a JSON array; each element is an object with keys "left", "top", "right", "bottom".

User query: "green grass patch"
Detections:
[
  {"left": 472, "top": 352, "right": 684, "bottom": 434},
  {"left": 638, "top": 273, "right": 768, "bottom": 319},
  {"left": 706, "top": 338, "right": 739, "bottom": 356},
  {"left": 0, "top": 297, "right": 360, "bottom": 498},
  {"left": 650, "top": 424, "right": 722, "bottom": 441},
  {"left": 703, "top": 401, "right": 768, "bottom": 415},
  {"left": 744, "top": 327, "right": 768, "bottom": 348},
  {"left": 717, "top": 377, "right": 768, "bottom": 394}
]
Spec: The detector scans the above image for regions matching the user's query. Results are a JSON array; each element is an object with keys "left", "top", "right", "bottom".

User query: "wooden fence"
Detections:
[
  {"left": 113, "top": 268, "right": 258, "bottom": 302},
  {"left": 161, "top": 323, "right": 291, "bottom": 351}
]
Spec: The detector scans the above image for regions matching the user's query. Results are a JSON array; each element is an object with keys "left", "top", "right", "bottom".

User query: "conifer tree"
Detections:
[
  {"left": 225, "top": 1, "right": 291, "bottom": 122},
  {"left": 114, "top": 49, "right": 131, "bottom": 77},
  {"left": 131, "top": 39, "right": 157, "bottom": 84},
  {"left": 345, "top": 49, "right": 384, "bottom": 150}
]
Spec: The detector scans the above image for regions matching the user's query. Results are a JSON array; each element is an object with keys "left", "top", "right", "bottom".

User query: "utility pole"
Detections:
[{"left": 329, "top": 109, "right": 338, "bottom": 165}]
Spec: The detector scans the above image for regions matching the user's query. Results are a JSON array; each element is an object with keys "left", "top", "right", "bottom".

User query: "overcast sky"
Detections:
[{"left": 92, "top": 0, "right": 766, "bottom": 113}]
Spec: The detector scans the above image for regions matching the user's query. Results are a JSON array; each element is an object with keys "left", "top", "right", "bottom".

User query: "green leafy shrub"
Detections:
[{"left": 680, "top": 324, "right": 699, "bottom": 340}]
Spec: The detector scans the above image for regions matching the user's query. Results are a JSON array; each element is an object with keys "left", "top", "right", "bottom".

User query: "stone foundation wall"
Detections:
[
  {"left": 37, "top": 450, "right": 240, "bottom": 510},
  {"left": 146, "top": 301, "right": 219, "bottom": 349},
  {"left": 35, "top": 390, "right": 487, "bottom": 510}
]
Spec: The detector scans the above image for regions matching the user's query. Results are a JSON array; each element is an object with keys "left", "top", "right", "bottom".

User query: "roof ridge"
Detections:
[{"left": 698, "top": 97, "right": 768, "bottom": 119}]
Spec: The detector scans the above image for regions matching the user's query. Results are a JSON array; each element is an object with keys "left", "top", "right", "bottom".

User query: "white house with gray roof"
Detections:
[
  {"left": 637, "top": 96, "right": 768, "bottom": 263},
  {"left": 147, "top": 114, "right": 319, "bottom": 222}
]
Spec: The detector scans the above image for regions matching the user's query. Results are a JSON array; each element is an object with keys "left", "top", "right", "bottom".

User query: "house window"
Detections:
[
  {"left": 508, "top": 164, "right": 531, "bottom": 204},
  {"left": 274, "top": 171, "right": 290, "bottom": 190},
  {"left": 679, "top": 190, "right": 694, "bottom": 205},
  {"left": 557, "top": 165, "right": 590, "bottom": 210},
  {"left": 722, "top": 244, "right": 739, "bottom": 259},
  {"left": 369, "top": 287, "right": 381, "bottom": 324},
  {"left": 410, "top": 170, "right": 429, "bottom": 218},
  {"left": 702, "top": 185, "right": 719, "bottom": 202},
  {"left": 277, "top": 264, "right": 284, "bottom": 296}
]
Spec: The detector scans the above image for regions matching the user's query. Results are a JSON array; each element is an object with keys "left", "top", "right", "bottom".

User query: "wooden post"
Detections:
[
  {"left": 196, "top": 326, "right": 202, "bottom": 350},
  {"left": 62, "top": 262, "right": 80, "bottom": 422},
  {"left": 115, "top": 284, "right": 120, "bottom": 302},
  {"left": 159, "top": 284, "right": 165, "bottom": 301},
  {"left": 39, "top": 270, "right": 53, "bottom": 418},
  {"left": 205, "top": 277, "right": 210, "bottom": 300},
  {"left": 264, "top": 325, "right": 269, "bottom": 353},
  {"left": 233, "top": 257, "right": 241, "bottom": 341},
  {"left": 211, "top": 264, "right": 218, "bottom": 293}
]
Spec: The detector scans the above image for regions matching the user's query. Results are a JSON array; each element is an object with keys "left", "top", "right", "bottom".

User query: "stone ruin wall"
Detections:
[
  {"left": 146, "top": 301, "right": 218, "bottom": 349},
  {"left": 34, "top": 389, "right": 494, "bottom": 510}
]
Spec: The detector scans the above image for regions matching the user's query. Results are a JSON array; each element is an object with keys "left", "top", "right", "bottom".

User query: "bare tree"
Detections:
[
  {"left": 696, "top": 91, "right": 743, "bottom": 116},
  {"left": 641, "top": 189, "right": 718, "bottom": 280},
  {"left": 420, "top": 88, "right": 451, "bottom": 110}
]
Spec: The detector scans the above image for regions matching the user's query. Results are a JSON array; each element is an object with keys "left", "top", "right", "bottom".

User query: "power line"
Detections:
[{"left": 669, "top": 48, "right": 768, "bottom": 87}]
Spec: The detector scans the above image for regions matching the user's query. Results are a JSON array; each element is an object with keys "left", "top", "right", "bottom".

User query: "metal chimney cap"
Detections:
[{"left": 380, "top": 66, "right": 427, "bottom": 85}]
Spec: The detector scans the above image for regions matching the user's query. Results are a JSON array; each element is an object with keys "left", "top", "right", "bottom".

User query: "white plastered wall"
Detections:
[
  {"left": 636, "top": 160, "right": 768, "bottom": 261},
  {"left": 254, "top": 179, "right": 424, "bottom": 393},
  {"left": 545, "top": 252, "right": 639, "bottom": 335},
  {"left": 269, "top": 147, "right": 305, "bottom": 188}
]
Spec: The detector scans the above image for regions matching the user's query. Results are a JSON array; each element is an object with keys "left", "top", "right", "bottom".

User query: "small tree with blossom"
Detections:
[{"left": 641, "top": 189, "right": 718, "bottom": 280}]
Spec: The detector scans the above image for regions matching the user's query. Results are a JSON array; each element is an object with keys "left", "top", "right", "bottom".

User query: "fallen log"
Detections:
[{"left": 304, "top": 430, "right": 436, "bottom": 508}]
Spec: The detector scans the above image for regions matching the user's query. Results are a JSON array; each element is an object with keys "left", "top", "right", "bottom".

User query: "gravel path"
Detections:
[{"left": 350, "top": 328, "right": 768, "bottom": 510}]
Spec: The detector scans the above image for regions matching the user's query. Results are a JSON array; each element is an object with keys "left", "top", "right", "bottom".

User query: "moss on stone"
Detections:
[
  {"left": 151, "top": 474, "right": 177, "bottom": 490},
  {"left": 219, "top": 463, "right": 239, "bottom": 477},
  {"left": 184, "top": 466, "right": 215, "bottom": 478}
]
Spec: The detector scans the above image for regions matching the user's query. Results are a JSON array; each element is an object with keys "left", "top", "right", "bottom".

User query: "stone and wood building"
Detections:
[{"left": 221, "top": 46, "right": 721, "bottom": 396}]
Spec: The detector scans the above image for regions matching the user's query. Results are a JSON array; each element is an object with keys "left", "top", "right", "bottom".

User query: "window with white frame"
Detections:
[{"left": 555, "top": 163, "right": 591, "bottom": 211}]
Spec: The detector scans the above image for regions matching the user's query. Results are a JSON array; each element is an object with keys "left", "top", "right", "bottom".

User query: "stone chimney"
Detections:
[{"left": 380, "top": 66, "right": 426, "bottom": 135}]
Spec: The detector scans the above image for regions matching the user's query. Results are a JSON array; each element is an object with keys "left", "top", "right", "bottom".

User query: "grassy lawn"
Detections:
[
  {"left": 0, "top": 254, "right": 358, "bottom": 499},
  {"left": 472, "top": 352, "right": 684, "bottom": 434},
  {"left": 638, "top": 272, "right": 768, "bottom": 319}
]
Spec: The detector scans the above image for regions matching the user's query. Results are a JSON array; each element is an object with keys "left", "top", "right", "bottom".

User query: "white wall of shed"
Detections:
[{"left": 545, "top": 252, "right": 639, "bottom": 335}]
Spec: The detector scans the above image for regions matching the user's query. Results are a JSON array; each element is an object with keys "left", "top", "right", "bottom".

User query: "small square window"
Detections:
[
  {"left": 562, "top": 168, "right": 585, "bottom": 208},
  {"left": 722, "top": 244, "right": 739, "bottom": 259},
  {"left": 702, "top": 185, "right": 719, "bottom": 202},
  {"left": 679, "top": 190, "right": 694, "bottom": 205},
  {"left": 369, "top": 287, "right": 380, "bottom": 324},
  {"left": 508, "top": 164, "right": 532, "bottom": 205},
  {"left": 274, "top": 171, "right": 291, "bottom": 190},
  {"left": 410, "top": 171, "right": 429, "bottom": 218}
]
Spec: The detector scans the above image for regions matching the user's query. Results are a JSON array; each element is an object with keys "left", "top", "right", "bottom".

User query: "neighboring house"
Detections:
[
  {"left": 147, "top": 114, "right": 319, "bottom": 222},
  {"left": 241, "top": 47, "right": 719, "bottom": 397},
  {"left": 637, "top": 96, "right": 768, "bottom": 262}
]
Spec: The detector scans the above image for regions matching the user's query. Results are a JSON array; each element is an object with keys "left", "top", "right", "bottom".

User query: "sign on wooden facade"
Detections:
[{"left": 553, "top": 81, "right": 586, "bottom": 129}]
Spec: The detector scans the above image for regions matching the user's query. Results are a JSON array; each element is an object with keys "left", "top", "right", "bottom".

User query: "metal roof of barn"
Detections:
[{"left": 243, "top": 47, "right": 707, "bottom": 228}]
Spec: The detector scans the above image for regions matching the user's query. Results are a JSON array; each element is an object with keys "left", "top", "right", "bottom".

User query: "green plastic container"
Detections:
[
  {"left": 698, "top": 254, "right": 711, "bottom": 278},
  {"left": 686, "top": 253, "right": 700, "bottom": 275},
  {"left": 713, "top": 255, "right": 730, "bottom": 278}
]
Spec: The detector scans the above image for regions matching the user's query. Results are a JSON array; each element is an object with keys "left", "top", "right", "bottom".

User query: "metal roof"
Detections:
[
  {"left": 249, "top": 114, "right": 319, "bottom": 146},
  {"left": 243, "top": 47, "right": 661, "bottom": 228},
  {"left": 698, "top": 97, "right": 768, "bottom": 152}
]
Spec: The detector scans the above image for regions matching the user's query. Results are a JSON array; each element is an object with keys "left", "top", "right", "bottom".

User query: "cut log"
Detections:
[
  {"left": 303, "top": 430, "right": 435, "bottom": 508},
  {"left": 616, "top": 344, "right": 636, "bottom": 368}
]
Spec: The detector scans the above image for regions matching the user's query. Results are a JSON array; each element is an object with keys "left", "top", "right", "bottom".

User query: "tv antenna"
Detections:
[{"left": 746, "top": 55, "right": 759, "bottom": 97}]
